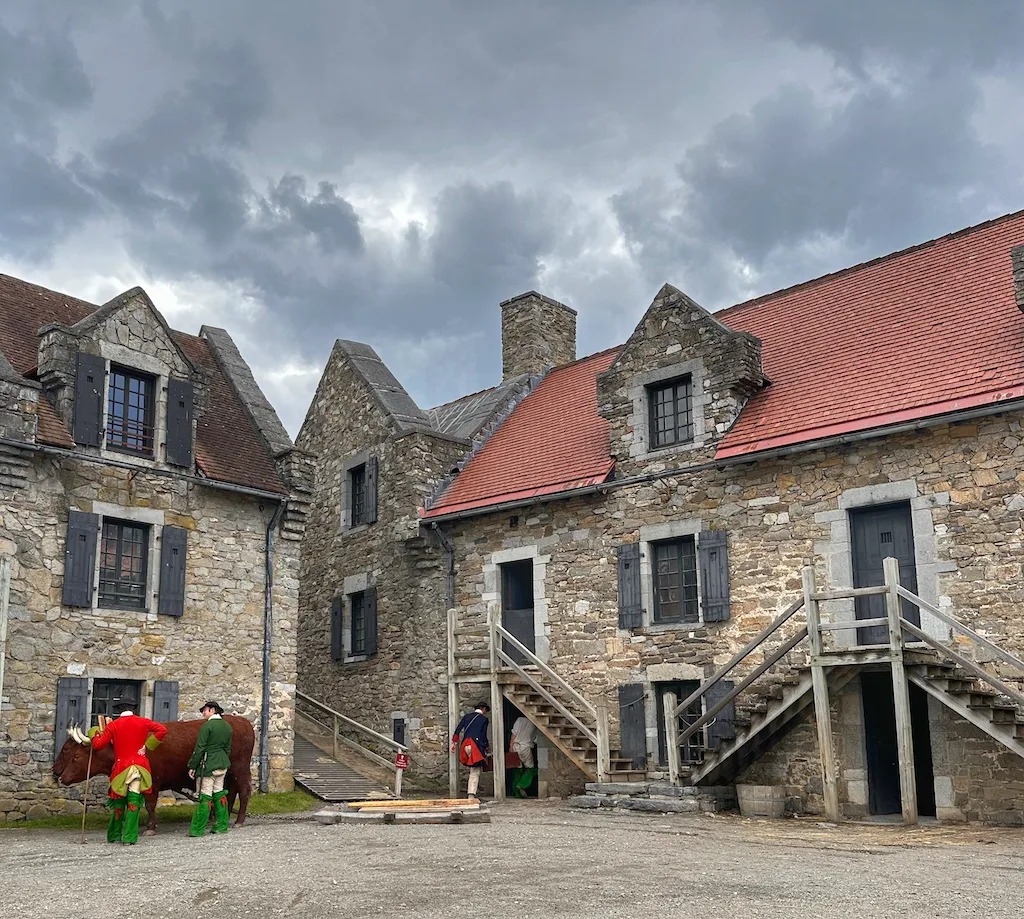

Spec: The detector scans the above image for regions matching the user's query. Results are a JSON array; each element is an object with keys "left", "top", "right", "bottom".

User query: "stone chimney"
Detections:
[
  {"left": 1013, "top": 245, "right": 1024, "bottom": 314},
  {"left": 500, "top": 291, "right": 577, "bottom": 380}
]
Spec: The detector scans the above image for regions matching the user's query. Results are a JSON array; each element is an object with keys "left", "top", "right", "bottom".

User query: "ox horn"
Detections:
[{"left": 68, "top": 724, "right": 90, "bottom": 745}]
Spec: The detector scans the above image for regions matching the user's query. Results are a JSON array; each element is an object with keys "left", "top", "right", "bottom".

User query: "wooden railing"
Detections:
[
  {"left": 295, "top": 690, "right": 409, "bottom": 797},
  {"left": 490, "top": 610, "right": 611, "bottom": 782}
]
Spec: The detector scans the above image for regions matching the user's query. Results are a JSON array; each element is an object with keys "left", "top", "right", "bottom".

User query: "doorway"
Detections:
[
  {"left": 654, "top": 681, "right": 702, "bottom": 766},
  {"left": 503, "top": 699, "right": 538, "bottom": 798},
  {"left": 90, "top": 678, "right": 143, "bottom": 727},
  {"left": 501, "top": 559, "right": 535, "bottom": 665},
  {"left": 850, "top": 502, "right": 920, "bottom": 645},
  {"left": 861, "top": 671, "right": 936, "bottom": 816}
]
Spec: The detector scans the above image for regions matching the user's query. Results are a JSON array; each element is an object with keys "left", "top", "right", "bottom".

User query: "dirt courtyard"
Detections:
[{"left": 2, "top": 800, "right": 1023, "bottom": 918}]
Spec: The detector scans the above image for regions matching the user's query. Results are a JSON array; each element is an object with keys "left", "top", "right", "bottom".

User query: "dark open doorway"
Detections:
[
  {"left": 850, "top": 502, "right": 920, "bottom": 646},
  {"left": 861, "top": 671, "right": 936, "bottom": 816},
  {"left": 654, "top": 681, "right": 702, "bottom": 766},
  {"left": 501, "top": 559, "right": 535, "bottom": 664},
  {"left": 503, "top": 698, "right": 538, "bottom": 798}
]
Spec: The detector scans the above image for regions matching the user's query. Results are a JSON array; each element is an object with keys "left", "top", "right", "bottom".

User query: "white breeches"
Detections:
[
  {"left": 513, "top": 742, "right": 536, "bottom": 769},
  {"left": 467, "top": 766, "right": 483, "bottom": 796},
  {"left": 199, "top": 769, "right": 227, "bottom": 796}
]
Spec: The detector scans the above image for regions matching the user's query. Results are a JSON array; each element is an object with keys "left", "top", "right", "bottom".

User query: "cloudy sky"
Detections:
[{"left": 2, "top": 2, "right": 1023, "bottom": 435}]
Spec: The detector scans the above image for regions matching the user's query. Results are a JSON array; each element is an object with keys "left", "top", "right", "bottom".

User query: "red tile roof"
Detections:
[
  {"left": 425, "top": 210, "right": 1024, "bottom": 517},
  {"left": 0, "top": 273, "right": 286, "bottom": 494},
  {"left": 422, "top": 349, "right": 618, "bottom": 518}
]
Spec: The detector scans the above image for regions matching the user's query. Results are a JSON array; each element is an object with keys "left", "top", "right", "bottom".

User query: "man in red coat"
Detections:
[{"left": 89, "top": 699, "right": 168, "bottom": 845}]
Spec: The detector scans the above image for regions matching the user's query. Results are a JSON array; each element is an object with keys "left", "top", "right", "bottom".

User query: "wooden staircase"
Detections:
[
  {"left": 663, "top": 559, "right": 1024, "bottom": 824},
  {"left": 504, "top": 679, "right": 644, "bottom": 782}
]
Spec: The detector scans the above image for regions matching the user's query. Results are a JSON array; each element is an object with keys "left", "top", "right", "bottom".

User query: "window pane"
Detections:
[
  {"left": 99, "top": 520, "right": 149, "bottom": 609},
  {"left": 350, "top": 465, "right": 366, "bottom": 525},
  {"left": 350, "top": 591, "right": 366, "bottom": 654},
  {"left": 106, "top": 366, "right": 154, "bottom": 455},
  {"left": 653, "top": 536, "right": 698, "bottom": 623},
  {"left": 648, "top": 375, "right": 694, "bottom": 448}
]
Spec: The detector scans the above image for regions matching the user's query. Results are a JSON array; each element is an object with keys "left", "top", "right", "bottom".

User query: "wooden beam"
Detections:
[
  {"left": 804, "top": 566, "right": 840, "bottom": 822},
  {"left": 810, "top": 586, "right": 889, "bottom": 601},
  {"left": 595, "top": 699, "right": 611, "bottom": 784},
  {"left": 447, "top": 607, "right": 459, "bottom": 798},
  {"left": 813, "top": 651, "right": 894, "bottom": 667},
  {"left": 664, "top": 692, "right": 681, "bottom": 786},
  {"left": 488, "top": 607, "right": 506, "bottom": 801},
  {"left": 884, "top": 557, "right": 918, "bottom": 826},
  {"left": 816, "top": 617, "right": 889, "bottom": 632}
]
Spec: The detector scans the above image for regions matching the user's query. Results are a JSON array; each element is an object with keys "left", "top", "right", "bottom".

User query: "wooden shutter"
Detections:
[
  {"left": 157, "top": 526, "right": 188, "bottom": 617},
  {"left": 330, "top": 596, "right": 343, "bottom": 661},
  {"left": 152, "top": 680, "right": 179, "bottom": 722},
  {"left": 54, "top": 677, "right": 88, "bottom": 758},
  {"left": 617, "top": 683, "right": 647, "bottom": 769},
  {"left": 72, "top": 351, "right": 105, "bottom": 446},
  {"left": 365, "top": 455, "right": 378, "bottom": 524},
  {"left": 364, "top": 585, "right": 378, "bottom": 656},
  {"left": 699, "top": 530, "right": 731, "bottom": 622},
  {"left": 617, "top": 543, "right": 643, "bottom": 629},
  {"left": 705, "top": 679, "right": 736, "bottom": 751},
  {"left": 165, "top": 378, "right": 194, "bottom": 468},
  {"left": 62, "top": 510, "right": 98, "bottom": 608}
]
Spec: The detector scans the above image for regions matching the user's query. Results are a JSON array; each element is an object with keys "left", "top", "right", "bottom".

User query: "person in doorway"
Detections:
[
  {"left": 187, "top": 701, "right": 234, "bottom": 837},
  {"left": 510, "top": 714, "right": 537, "bottom": 798},
  {"left": 89, "top": 698, "right": 168, "bottom": 845},
  {"left": 451, "top": 702, "right": 491, "bottom": 799}
]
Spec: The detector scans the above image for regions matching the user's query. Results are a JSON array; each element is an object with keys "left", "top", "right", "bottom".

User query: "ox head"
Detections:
[{"left": 52, "top": 724, "right": 109, "bottom": 785}]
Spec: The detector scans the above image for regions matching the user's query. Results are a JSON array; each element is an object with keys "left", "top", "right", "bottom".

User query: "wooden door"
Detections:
[
  {"left": 501, "top": 560, "right": 535, "bottom": 665},
  {"left": 850, "top": 503, "right": 919, "bottom": 646}
]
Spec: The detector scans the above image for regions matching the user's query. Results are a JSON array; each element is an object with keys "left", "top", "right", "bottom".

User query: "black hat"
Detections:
[
  {"left": 477, "top": 701, "right": 491, "bottom": 712},
  {"left": 113, "top": 698, "right": 135, "bottom": 713},
  {"left": 200, "top": 701, "right": 224, "bottom": 715}
]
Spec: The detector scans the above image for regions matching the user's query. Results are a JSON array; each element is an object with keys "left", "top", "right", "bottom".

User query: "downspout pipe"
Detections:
[
  {"left": 429, "top": 522, "right": 455, "bottom": 611},
  {"left": 259, "top": 500, "right": 286, "bottom": 794}
]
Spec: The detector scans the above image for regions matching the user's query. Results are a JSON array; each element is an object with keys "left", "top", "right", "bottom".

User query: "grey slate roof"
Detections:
[
  {"left": 426, "top": 376, "right": 534, "bottom": 441},
  {"left": 335, "top": 340, "right": 433, "bottom": 433}
]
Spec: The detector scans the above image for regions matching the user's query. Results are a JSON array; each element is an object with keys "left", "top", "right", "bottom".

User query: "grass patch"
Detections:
[{"left": 0, "top": 790, "right": 317, "bottom": 831}]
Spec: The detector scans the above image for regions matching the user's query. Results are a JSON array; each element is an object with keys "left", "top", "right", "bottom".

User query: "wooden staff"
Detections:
[{"left": 79, "top": 735, "right": 94, "bottom": 845}]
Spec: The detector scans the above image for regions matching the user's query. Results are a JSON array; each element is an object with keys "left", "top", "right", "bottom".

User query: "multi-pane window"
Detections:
[
  {"left": 99, "top": 520, "right": 149, "bottom": 609},
  {"left": 91, "top": 679, "right": 142, "bottom": 727},
  {"left": 106, "top": 366, "right": 155, "bottom": 455},
  {"left": 652, "top": 536, "right": 698, "bottom": 623},
  {"left": 350, "top": 590, "right": 367, "bottom": 655},
  {"left": 648, "top": 375, "right": 694, "bottom": 449},
  {"left": 349, "top": 464, "right": 367, "bottom": 526}
]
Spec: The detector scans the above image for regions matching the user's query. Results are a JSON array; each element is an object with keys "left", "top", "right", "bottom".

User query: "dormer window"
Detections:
[
  {"left": 648, "top": 375, "right": 693, "bottom": 449},
  {"left": 107, "top": 366, "right": 155, "bottom": 456}
]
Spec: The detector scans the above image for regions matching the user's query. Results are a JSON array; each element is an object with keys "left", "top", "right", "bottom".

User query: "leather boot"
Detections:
[{"left": 189, "top": 795, "right": 213, "bottom": 837}]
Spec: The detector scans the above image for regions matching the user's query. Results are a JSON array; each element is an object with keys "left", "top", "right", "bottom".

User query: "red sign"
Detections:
[{"left": 395, "top": 753, "right": 410, "bottom": 770}]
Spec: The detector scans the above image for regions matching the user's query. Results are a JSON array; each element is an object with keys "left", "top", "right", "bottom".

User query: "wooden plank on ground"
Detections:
[{"left": 347, "top": 798, "right": 476, "bottom": 809}]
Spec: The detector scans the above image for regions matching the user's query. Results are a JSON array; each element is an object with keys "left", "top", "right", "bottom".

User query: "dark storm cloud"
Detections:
[{"left": 0, "top": 21, "right": 97, "bottom": 258}]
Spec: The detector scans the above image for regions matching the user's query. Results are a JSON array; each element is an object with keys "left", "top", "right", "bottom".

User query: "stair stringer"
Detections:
[
  {"left": 502, "top": 684, "right": 597, "bottom": 780},
  {"left": 908, "top": 672, "right": 1024, "bottom": 759},
  {"left": 692, "top": 665, "right": 859, "bottom": 786}
]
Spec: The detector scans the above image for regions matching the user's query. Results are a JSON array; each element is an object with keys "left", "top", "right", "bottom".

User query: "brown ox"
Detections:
[{"left": 52, "top": 715, "right": 254, "bottom": 835}]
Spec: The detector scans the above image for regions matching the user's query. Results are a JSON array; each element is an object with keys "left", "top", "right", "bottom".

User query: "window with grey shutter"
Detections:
[
  {"left": 364, "top": 585, "right": 378, "bottom": 656},
  {"left": 165, "top": 378, "right": 194, "bottom": 467},
  {"left": 705, "top": 679, "right": 736, "bottom": 751},
  {"left": 617, "top": 683, "right": 647, "bottom": 768},
  {"left": 54, "top": 677, "right": 88, "bottom": 758},
  {"left": 152, "top": 680, "right": 179, "bottom": 722},
  {"left": 699, "top": 530, "right": 731, "bottom": 622},
  {"left": 365, "top": 455, "right": 378, "bottom": 524},
  {"left": 62, "top": 510, "right": 98, "bottom": 608},
  {"left": 72, "top": 352, "right": 105, "bottom": 447},
  {"left": 157, "top": 526, "right": 188, "bottom": 617},
  {"left": 616, "top": 543, "right": 643, "bottom": 629},
  {"left": 331, "top": 596, "right": 343, "bottom": 661}
]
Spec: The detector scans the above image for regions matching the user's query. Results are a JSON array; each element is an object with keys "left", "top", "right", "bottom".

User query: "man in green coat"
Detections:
[{"left": 187, "top": 701, "right": 233, "bottom": 837}]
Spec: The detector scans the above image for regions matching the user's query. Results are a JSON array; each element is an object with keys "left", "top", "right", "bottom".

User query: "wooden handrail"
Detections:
[
  {"left": 495, "top": 623, "right": 598, "bottom": 720},
  {"left": 295, "top": 690, "right": 408, "bottom": 753},
  {"left": 895, "top": 586, "right": 1024, "bottom": 675},
  {"left": 673, "top": 597, "right": 804, "bottom": 718},
  {"left": 677, "top": 626, "right": 808, "bottom": 745},
  {"left": 495, "top": 648, "right": 598, "bottom": 745},
  {"left": 899, "top": 619, "right": 1024, "bottom": 710}
]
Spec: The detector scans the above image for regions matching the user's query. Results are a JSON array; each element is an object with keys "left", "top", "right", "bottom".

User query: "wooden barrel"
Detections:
[{"left": 736, "top": 784, "right": 786, "bottom": 818}]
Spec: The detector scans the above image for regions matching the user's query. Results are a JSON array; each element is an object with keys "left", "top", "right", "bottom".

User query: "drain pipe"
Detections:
[
  {"left": 0, "top": 555, "right": 11, "bottom": 722},
  {"left": 259, "top": 500, "right": 286, "bottom": 793},
  {"left": 429, "top": 523, "right": 455, "bottom": 611}
]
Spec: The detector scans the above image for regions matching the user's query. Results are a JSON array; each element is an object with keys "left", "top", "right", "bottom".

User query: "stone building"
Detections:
[
  {"left": 299, "top": 211, "right": 1024, "bottom": 822},
  {"left": 0, "top": 275, "right": 311, "bottom": 820}
]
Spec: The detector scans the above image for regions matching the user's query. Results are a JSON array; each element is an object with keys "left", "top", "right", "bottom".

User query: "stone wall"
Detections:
[
  {"left": 501, "top": 292, "right": 577, "bottom": 381},
  {"left": 296, "top": 347, "right": 465, "bottom": 791},
  {"left": 0, "top": 456, "right": 298, "bottom": 818},
  {"left": 441, "top": 412, "right": 1024, "bottom": 810}
]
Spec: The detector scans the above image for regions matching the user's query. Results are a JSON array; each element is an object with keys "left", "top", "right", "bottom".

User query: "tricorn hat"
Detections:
[
  {"left": 200, "top": 700, "right": 224, "bottom": 715},
  {"left": 113, "top": 698, "right": 135, "bottom": 713}
]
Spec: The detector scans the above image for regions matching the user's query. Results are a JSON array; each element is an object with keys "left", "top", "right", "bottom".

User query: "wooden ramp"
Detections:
[{"left": 292, "top": 736, "right": 393, "bottom": 802}]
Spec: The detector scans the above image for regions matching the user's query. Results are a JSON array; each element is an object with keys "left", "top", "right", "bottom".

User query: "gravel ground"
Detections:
[{"left": 2, "top": 800, "right": 1023, "bottom": 919}]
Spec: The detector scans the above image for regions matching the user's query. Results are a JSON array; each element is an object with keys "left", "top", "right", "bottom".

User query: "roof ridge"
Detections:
[
  {"left": 719, "top": 206, "right": 1024, "bottom": 318},
  {"left": 547, "top": 344, "right": 622, "bottom": 373}
]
